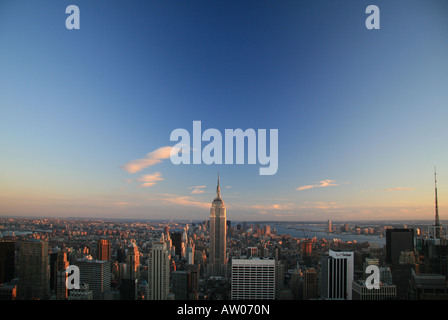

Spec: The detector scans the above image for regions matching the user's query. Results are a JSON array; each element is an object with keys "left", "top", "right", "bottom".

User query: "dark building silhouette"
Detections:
[
  {"left": 17, "top": 240, "right": 50, "bottom": 300},
  {"left": 171, "top": 232, "right": 182, "bottom": 257},
  {"left": 386, "top": 228, "right": 414, "bottom": 265},
  {"left": 386, "top": 228, "right": 415, "bottom": 299},
  {"left": 121, "top": 278, "right": 138, "bottom": 300},
  {"left": 172, "top": 271, "right": 191, "bottom": 300},
  {"left": 409, "top": 270, "right": 448, "bottom": 300},
  {"left": 0, "top": 241, "right": 15, "bottom": 284}
]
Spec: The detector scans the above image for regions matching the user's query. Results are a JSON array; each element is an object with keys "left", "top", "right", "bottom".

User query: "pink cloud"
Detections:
[
  {"left": 384, "top": 187, "right": 416, "bottom": 192},
  {"left": 122, "top": 146, "right": 173, "bottom": 173},
  {"left": 138, "top": 172, "right": 164, "bottom": 187},
  {"left": 297, "top": 179, "right": 339, "bottom": 191},
  {"left": 189, "top": 185, "right": 207, "bottom": 194},
  {"left": 160, "top": 194, "right": 210, "bottom": 209}
]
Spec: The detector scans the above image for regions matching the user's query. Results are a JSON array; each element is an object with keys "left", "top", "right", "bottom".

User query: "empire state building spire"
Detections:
[
  {"left": 435, "top": 166, "right": 440, "bottom": 228},
  {"left": 209, "top": 173, "right": 227, "bottom": 277},
  {"left": 216, "top": 172, "right": 221, "bottom": 199}
]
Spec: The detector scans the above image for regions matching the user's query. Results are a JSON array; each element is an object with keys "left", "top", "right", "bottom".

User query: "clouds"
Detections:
[
  {"left": 361, "top": 187, "right": 417, "bottom": 193},
  {"left": 297, "top": 179, "right": 340, "bottom": 191},
  {"left": 122, "top": 146, "right": 173, "bottom": 174},
  {"left": 121, "top": 146, "right": 174, "bottom": 188},
  {"left": 248, "top": 203, "right": 294, "bottom": 211},
  {"left": 138, "top": 172, "right": 164, "bottom": 187},
  {"left": 161, "top": 193, "right": 210, "bottom": 209},
  {"left": 384, "top": 187, "right": 416, "bottom": 192},
  {"left": 189, "top": 185, "right": 206, "bottom": 194}
]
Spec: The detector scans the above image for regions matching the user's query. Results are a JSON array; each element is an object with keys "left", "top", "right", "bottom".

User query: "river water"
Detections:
[{"left": 272, "top": 223, "right": 386, "bottom": 247}]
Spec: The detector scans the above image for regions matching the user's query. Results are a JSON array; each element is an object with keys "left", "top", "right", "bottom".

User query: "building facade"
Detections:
[
  {"left": 321, "top": 250, "right": 354, "bottom": 300},
  {"left": 208, "top": 175, "right": 227, "bottom": 277},
  {"left": 17, "top": 240, "right": 50, "bottom": 300},
  {"left": 97, "top": 239, "right": 111, "bottom": 261},
  {"left": 231, "top": 258, "right": 276, "bottom": 300},
  {"left": 148, "top": 240, "right": 170, "bottom": 300},
  {"left": 75, "top": 258, "right": 111, "bottom": 300},
  {"left": 352, "top": 280, "right": 397, "bottom": 300}
]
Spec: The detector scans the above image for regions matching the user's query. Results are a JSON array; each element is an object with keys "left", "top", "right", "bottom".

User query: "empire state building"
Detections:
[{"left": 208, "top": 175, "right": 227, "bottom": 277}]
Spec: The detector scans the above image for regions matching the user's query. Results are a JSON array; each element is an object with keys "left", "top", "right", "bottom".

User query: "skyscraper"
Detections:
[
  {"left": 386, "top": 228, "right": 415, "bottom": 299},
  {"left": 186, "top": 238, "right": 195, "bottom": 265},
  {"left": 49, "top": 247, "right": 69, "bottom": 300},
  {"left": 171, "top": 232, "right": 182, "bottom": 258},
  {"left": 171, "top": 271, "right": 191, "bottom": 300},
  {"left": 0, "top": 241, "right": 15, "bottom": 284},
  {"left": 75, "top": 258, "right": 111, "bottom": 300},
  {"left": 303, "top": 268, "right": 318, "bottom": 300},
  {"left": 386, "top": 228, "right": 414, "bottom": 265},
  {"left": 321, "top": 250, "right": 354, "bottom": 300},
  {"left": 231, "top": 258, "right": 276, "bottom": 300},
  {"left": 125, "top": 242, "right": 140, "bottom": 280},
  {"left": 148, "top": 239, "right": 170, "bottom": 300},
  {"left": 17, "top": 240, "right": 50, "bottom": 300},
  {"left": 208, "top": 174, "right": 227, "bottom": 277},
  {"left": 97, "top": 239, "right": 111, "bottom": 261}
]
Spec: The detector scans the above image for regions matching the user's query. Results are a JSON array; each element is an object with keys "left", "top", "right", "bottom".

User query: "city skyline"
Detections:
[{"left": 1, "top": 1, "right": 448, "bottom": 222}]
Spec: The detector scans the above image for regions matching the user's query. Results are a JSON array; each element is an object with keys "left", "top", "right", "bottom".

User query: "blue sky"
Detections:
[{"left": 1, "top": 0, "right": 448, "bottom": 221}]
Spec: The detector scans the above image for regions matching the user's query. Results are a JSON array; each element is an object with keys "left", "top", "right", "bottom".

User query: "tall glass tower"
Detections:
[{"left": 208, "top": 174, "right": 227, "bottom": 277}]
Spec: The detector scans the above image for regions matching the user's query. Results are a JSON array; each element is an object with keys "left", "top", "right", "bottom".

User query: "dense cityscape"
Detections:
[
  {"left": 0, "top": 177, "right": 447, "bottom": 301},
  {"left": 1, "top": 3, "right": 447, "bottom": 318}
]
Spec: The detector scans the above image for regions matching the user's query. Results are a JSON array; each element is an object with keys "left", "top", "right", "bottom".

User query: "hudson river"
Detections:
[{"left": 272, "top": 223, "right": 386, "bottom": 247}]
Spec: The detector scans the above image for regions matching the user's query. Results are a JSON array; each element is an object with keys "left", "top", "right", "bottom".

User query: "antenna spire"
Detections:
[
  {"left": 216, "top": 172, "right": 221, "bottom": 199},
  {"left": 435, "top": 166, "right": 440, "bottom": 228}
]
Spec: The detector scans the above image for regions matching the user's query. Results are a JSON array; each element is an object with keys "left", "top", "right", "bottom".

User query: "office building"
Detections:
[
  {"left": 75, "top": 258, "right": 111, "bottom": 300},
  {"left": 50, "top": 247, "right": 69, "bottom": 299},
  {"left": 303, "top": 267, "right": 318, "bottom": 300},
  {"left": 121, "top": 278, "right": 138, "bottom": 300},
  {"left": 171, "top": 232, "right": 182, "bottom": 258},
  {"left": 208, "top": 175, "right": 227, "bottom": 277},
  {"left": 148, "top": 240, "right": 170, "bottom": 300},
  {"left": 0, "top": 241, "right": 15, "bottom": 284},
  {"left": 321, "top": 250, "right": 354, "bottom": 300},
  {"left": 409, "top": 270, "right": 448, "bottom": 299},
  {"left": 67, "top": 283, "right": 93, "bottom": 300},
  {"left": 231, "top": 258, "right": 276, "bottom": 300},
  {"left": 17, "top": 240, "right": 50, "bottom": 300},
  {"left": 125, "top": 242, "right": 140, "bottom": 280},
  {"left": 352, "top": 280, "right": 397, "bottom": 300},
  {"left": 386, "top": 228, "right": 414, "bottom": 265},
  {"left": 97, "top": 239, "right": 111, "bottom": 261},
  {"left": 172, "top": 271, "right": 191, "bottom": 300}
]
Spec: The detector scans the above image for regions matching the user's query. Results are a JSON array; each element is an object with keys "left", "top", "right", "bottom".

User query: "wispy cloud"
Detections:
[
  {"left": 297, "top": 179, "right": 340, "bottom": 191},
  {"left": 246, "top": 203, "right": 295, "bottom": 211},
  {"left": 189, "top": 185, "right": 207, "bottom": 194},
  {"left": 160, "top": 193, "right": 210, "bottom": 209},
  {"left": 361, "top": 187, "right": 417, "bottom": 193},
  {"left": 138, "top": 172, "right": 164, "bottom": 187},
  {"left": 244, "top": 203, "right": 296, "bottom": 218},
  {"left": 122, "top": 146, "right": 173, "bottom": 174},
  {"left": 384, "top": 187, "right": 416, "bottom": 192},
  {"left": 310, "top": 201, "right": 339, "bottom": 210}
]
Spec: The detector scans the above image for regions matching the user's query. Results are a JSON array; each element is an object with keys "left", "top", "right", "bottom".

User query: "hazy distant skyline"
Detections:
[{"left": 1, "top": 1, "right": 448, "bottom": 221}]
